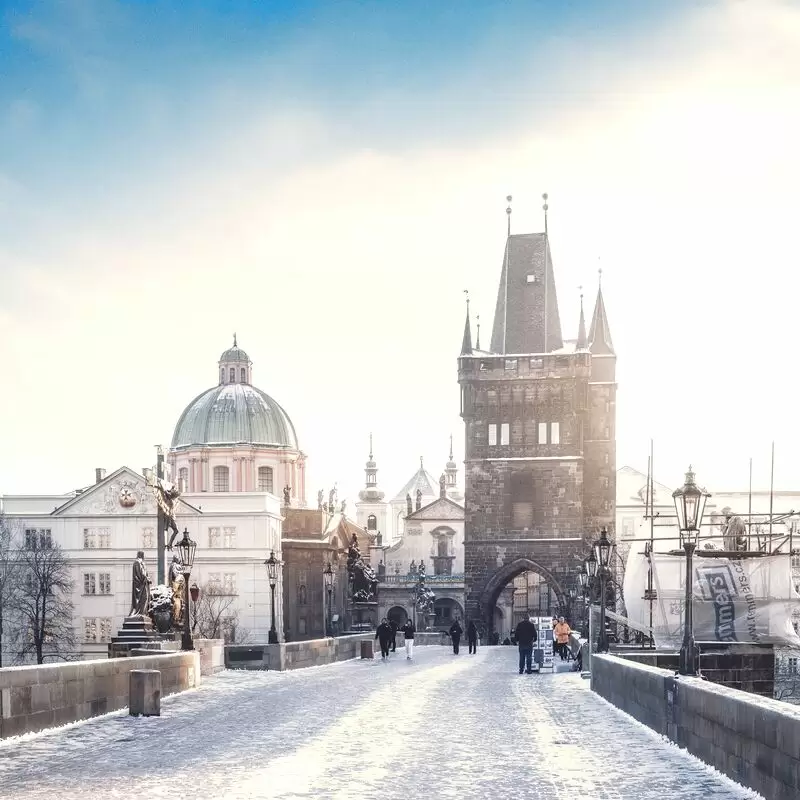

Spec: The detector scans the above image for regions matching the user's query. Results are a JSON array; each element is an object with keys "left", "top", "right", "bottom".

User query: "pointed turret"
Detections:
[
  {"left": 358, "top": 433, "right": 384, "bottom": 502},
  {"left": 461, "top": 292, "right": 473, "bottom": 355},
  {"left": 445, "top": 434, "right": 458, "bottom": 488},
  {"left": 588, "top": 272, "right": 614, "bottom": 355},
  {"left": 575, "top": 291, "right": 588, "bottom": 351}
]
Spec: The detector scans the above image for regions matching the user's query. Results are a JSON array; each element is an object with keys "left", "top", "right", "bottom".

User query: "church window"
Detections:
[
  {"left": 241, "top": 367, "right": 247, "bottom": 383},
  {"left": 367, "top": 515, "right": 377, "bottom": 531},
  {"left": 24, "top": 528, "right": 52, "bottom": 550},
  {"left": 84, "top": 573, "right": 96, "bottom": 595},
  {"left": 98, "top": 529, "right": 110, "bottom": 548},
  {"left": 99, "top": 573, "right": 111, "bottom": 595},
  {"left": 223, "top": 526, "right": 236, "bottom": 548},
  {"left": 604, "top": 453, "right": 610, "bottom": 466},
  {"left": 298, "top": 618, "right": 307, "bottom": 635},
  {"left": 600, "top": 476, "right": 609, "bottom": 489},
  {"left": 538, "top": 422, "right": 547, "bottom": 444},
  {"left": 213, "top": 466, "right": 230, "bottom": 492},
  {"left": 178, "top": 468, "right": 189, "bottom": 493},
  {"left": 229, "top": 367, "right": 235, "bottom": 382},
  {"left": 223, "top": 573, "right": 237, "bottom": 594},
  {"left": 500, "top": 423, "right": 510, "bottom": 446},
  {"left": 142, "top": 527, "right": 154, "bottom": 549},
  {"left": 220, "top": 368, "right": 225, "bottom": 383},
  {"left": 511, "top": 473, "right": 535, "bottom": 530},
  {"left": 488, "top": 424, "right": 498, "bottom": 446},
  {"left": 437, "top": 538, "right": 449, "bottom": 557},
  {"left": 526, "top": 273, "right": 537, "bottom": 284},
  {"left": 622, "top": 517, "right": 635, "bottom": 540},
  {"left": 83, "top": 529, "right": 95, "bottom": 549},
  {"left": 258, "top": 466, "right": 274, "bottom": 493},
  {"left": 604, "top": 426, "right": 610, "bottom": 439},
  {"left": 504, "top": 358, "right": 518, "bottom": 371},
  {"left": 530, "top": 357, "right": 544, "bottom": 369},
  {"left": 208, "top": 573, "right": 221, "bottom": 589},
  {"left": 298, "top": 570, "right": 308, "bottom": 585},
  {"left": 551, "top": 422, "right": 560, "bottom": 445},
  {"left": 208, "top": 527, "right": 220, "bottom": 548}
]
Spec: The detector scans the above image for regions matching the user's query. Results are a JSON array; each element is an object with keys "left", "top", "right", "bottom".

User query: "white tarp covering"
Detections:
[
  {"left": 623, "top": 545, "right": 654, "bottom": 635},
  {"left": 645, "top": 553, "right": 800, "bottom": 648}
]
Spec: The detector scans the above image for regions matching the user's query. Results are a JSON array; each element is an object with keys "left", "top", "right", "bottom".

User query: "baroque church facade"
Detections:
[
  {"left": 0, "top": 340, "right": 359, "bottom": 661},
  {"left": 458, "top": 218, "right": 618, "bottom": 632}
]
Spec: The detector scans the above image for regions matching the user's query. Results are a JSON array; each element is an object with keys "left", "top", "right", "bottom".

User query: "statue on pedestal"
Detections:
[
  {"left": 317, "top": 489, "right": 324, "bottom": 511},
  {"left": 283, "top": 485, "right": 291, "bottom": 506},
  {"left": 416, "top": 489, "right": 422, "bottom": 511},
  {"left": 168, "top": 554, "right": 185, "bottom": 628},
  {"left": 722, "top": 509, "right": 748, "bottom": 551},
  {"left": 439, "top": 473, "right": 447, "bottom": 499},
  {"left": 346, "top": 533, "right": 378, "bottom": 602},
  {"left": 129, "top": 551, "right": 151, "bottom": 617},
  {"left": 406, "top": 493, "right": 413, "bottom": 516}
]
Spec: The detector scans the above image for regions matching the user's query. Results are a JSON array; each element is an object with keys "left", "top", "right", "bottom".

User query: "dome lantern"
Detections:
[{"left": 219, "top": 333, "right": 253, "bottom": 385}]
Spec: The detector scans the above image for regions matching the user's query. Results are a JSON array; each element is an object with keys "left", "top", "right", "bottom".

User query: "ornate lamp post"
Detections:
[
  {"left": 189, "top": 582, "right": 200, "bottom": 633},
  {"left": 673, "top": 466, "right": 710, "bottom": 676},
  {"left": 265, "top": 550, "right": 279, "bottom": 644},
  {"left": 324, "top": 562, "right": 335, "bottom": 637},
  {"left": 177, "top": 529, "right": 197, "bottom": 651},
  {"left": 568, "top": 586, "right": 577, "bottom": 624},
  {"left": 578, "top": 571, "right": 589, "bottom": 636},
  {"left": 594, "top": 527, "right": 615, "bottom": 653}
]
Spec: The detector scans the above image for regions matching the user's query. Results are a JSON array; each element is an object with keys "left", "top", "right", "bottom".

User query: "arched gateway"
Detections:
[{"left": 457, "top": 222, "right": 618, "bottom": 632}]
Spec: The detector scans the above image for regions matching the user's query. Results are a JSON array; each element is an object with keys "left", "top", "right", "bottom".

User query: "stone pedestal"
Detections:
[
  {"left": 129, "top": 669, "right": 161, "bottom": 716},
  {"left": 360, "top": 640, "right": 374, "bottom": 659},
  {"left": 109, "top": 615, "right": 172, "bottom": 658}
]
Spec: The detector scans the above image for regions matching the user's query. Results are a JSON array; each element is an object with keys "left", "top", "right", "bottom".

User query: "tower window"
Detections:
[
  {"left": 229, "top": 367, "right": 235, "bottom": 382},
  {"left": 530, "top": 357, "right": 544, "bottom": 369},
  {"left": 551, "top": 423, "right": 560, "bottom": 445},
  {"left": 367, "top": 514, "right": 377, "bottom": 531},
  {"left": 220, "top": 368, "right": 225, "bottom": 384},
  {"left": 526, "top": 274, "right": 537, "bottom": 284},
  {"left": 500, "top": 423, "right": 510, "bottom": 446},
  {"left": 241, "top": 367, "right": 247, "bottom": 383},
  {"left": 511, "top": 473, "right": 535, "bottom": 529},
  {"left": 538, "top": 422, "right": 547, "bottom": 444},
  {"left": 504, "top": 359, "right": 517, "bottom": 371},
  {"left": 367, "top": 473, "right": 376, "bottom": 486},
  {"left": 258, "top": 466, "right": 274, "bottom": 493},
  {"left": 178, "top": 467, "right": 189, "bottom": 493},
  {"left": 488, "top": 424, "right": 498, "bottom": 446},
  {"left": 213, "top": 466, "right": 230, "bottom": 492}
]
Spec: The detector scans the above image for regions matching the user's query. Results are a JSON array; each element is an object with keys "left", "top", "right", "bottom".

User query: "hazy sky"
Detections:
[{"left": 1, "top": 0, "right": 799, "bottom": 509}]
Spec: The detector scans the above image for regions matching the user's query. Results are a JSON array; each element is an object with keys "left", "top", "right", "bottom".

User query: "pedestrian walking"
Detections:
[
  {"left": 467, "top": 620, "right": 478, "bottom": 654},
  {"left": 390, "top": 619, "right": 398, "bottom": 653},
  {"left": 554, "top": 616, "right": 572, "bottom": 661},
  {"left": 449, "top": 618, "right": 463, "bottom": 654},
  {"left": 375, "top": 618, "right": 393, "bottom": 660},
  {"left": 515, "top": 616, "right": 538, "bottom": 674},
  {"left": 401, "top": 618, "right": 415, "bottom": 660}
]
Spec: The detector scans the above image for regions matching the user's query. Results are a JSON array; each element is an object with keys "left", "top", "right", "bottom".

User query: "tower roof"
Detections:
[
  {"left": 576, "top": 293, "right": 588, "bottom": 351},
  {"left": 490, "top": 233, "right": 563, "bottom": 354},
  {"left": 588, "top": 285, "right": 614, "bottom": 355},
  {"left": 391, "top": 461, "right": 440, "bottom": 504},
  {"left": 460, "top": 306, "right": 472, "bottom": 355}
]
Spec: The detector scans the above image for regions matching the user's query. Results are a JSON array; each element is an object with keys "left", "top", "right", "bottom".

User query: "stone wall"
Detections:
[
  {"left": 592, "top": 654, "right": 800, "bottom": 800},
  {"left": 225, "top": 633, "right": 374, "bottom": 671},
  {"left": 619, "top": 645, "right": 775, "bottom": 697},
  {"left": 0, "top": 651, "right": 200, "bottom": 740}
]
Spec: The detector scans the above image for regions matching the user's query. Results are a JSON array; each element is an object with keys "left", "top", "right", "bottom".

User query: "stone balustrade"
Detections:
[
  {"left": 591, "top": 653, "right": 800, "bottom": 800},
  {"left": 0, "top": 651, "right": 200, "bottom": 740}
]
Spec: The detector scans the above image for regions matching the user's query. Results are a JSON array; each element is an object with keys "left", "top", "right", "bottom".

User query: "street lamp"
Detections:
[
  {"left": 673, "top": 466, "right": 710, "bottom": 676},
  {"left": 592, "top": 527, "right": 615, "bottom": 653},
  {"left": 265, "top": 550, "right": 279, "bottom": 644},
  {"left": 323, "top": 562, "right": 335, "bottom": 637},
  {"left": 189, "top": 582, "right": 200, "bottom": 633},
  {"left": 177, "top": 528, "right": 197, "bottom": 651}
]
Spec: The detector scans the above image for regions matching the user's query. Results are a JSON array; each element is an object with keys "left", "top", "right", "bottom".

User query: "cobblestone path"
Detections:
[{"left": 0, "top": 647, "right": 762, "bottom": 799}]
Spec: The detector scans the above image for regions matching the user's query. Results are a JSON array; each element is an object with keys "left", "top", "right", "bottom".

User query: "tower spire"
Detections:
[
  {"left": 445, "top": 434, "right": 458, "bottom": 489},
  {"left": 575, "top": 286, "right": 587, "bottom": 350},
  {"left": 506, "top": 195, "right": 512, "bottom": 237},
  {"left": 588, "top": 267, "right": 614, "bottom": 355},
  {"left": 460, "top": 289, "right": 473, "bottom": 355},
  {"left": 359, "top": 433, "right": 384, "bottom": 501},
  {"left": 233, "top": 332, "right": 237, "bottom": 347},
  {"left": 369, "top": 431, "right": 373, "bottom": 460},
  {"left": 475, "top": 314, "right": 481, "bottom": 350}
]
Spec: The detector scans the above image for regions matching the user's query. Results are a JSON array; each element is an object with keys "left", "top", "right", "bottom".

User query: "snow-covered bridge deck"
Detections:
[{"left": 0, "top": 648, "right": 761, "bottom": 799}]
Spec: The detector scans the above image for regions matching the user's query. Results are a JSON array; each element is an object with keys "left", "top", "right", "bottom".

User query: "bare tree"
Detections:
[
  {"left": 11, "top": 536, "right": 76, "bottom": 664},
  {"left": 0, "top": 513, "right": 23, "bottom": 667},
  {"left": 194, "top": 583, "right": 250, "bottom": 644}
]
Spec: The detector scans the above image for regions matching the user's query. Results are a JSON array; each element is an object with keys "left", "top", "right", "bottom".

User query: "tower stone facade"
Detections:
[{"left": 459, "top": 228, "right": 616, "bottom": 630}]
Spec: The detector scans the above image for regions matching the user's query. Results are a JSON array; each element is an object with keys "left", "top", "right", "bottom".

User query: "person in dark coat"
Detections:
[
  {"left": 390, "top": 619, "right": 398, "bottom": 652},
  {"left": 467, "top": 620, "right": 478, "bottom": 654},
  {"left": 375, "top": 618, "right": 393, "bottom": 660},
  {"left": 401, "top": 618, "right": 415, "bottom": 660},
  {"left": 449, "top": 618, "right": 463, "bottom": 654},
  {"left": 515, "top": 616, "right": 538, "bottom": 674}
]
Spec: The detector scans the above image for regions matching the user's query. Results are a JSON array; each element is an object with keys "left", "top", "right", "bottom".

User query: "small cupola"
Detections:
[{"left": 218, "top": 333, "right": 253, "bottom": 385}]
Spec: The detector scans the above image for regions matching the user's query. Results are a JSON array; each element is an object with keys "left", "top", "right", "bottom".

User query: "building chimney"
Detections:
[{"left": 95, "top": 468, "right": 106, "bottom": 484}]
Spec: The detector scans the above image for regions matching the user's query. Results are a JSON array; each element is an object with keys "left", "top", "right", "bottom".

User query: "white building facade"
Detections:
[{"left": 0, "top": 340, "right": 302, "bottom": 663}]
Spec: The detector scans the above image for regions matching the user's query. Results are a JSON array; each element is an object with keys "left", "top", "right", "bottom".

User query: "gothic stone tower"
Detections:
[{"left": 458, "top": 229, "right": 616, "bottom": 630}]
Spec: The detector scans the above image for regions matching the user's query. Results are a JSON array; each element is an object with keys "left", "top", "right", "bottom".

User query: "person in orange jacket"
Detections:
[{"left": 554, "top": 616, "right": 572, "bottom": 661}]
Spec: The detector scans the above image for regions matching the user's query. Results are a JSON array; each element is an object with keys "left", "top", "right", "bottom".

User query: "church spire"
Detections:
[
  {"left": 359, "top": 433, "right": 384, "bottom": 501},
  {"left": 461, "top": 290, "right": 473, "bottom": 355},
  {"left": 445, "top": 434, "right": 458, "bottom": 488},
  {"left": 588, "top": 269, "right": 615, "bottom": 355},
  {"left": 575, "top": 288, "right": 588, "bottom": 351}
]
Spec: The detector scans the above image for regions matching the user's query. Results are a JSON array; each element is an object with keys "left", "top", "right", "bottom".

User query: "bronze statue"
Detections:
[
  {"left": 168, "top": 554, "right": 185, "bottom": 627},
  {"left": 154, "top": 479, "right": 181, "bottom": 545},
  {"left": 416, "top": 488, "right": 422, "bottom": 511},
  {"left": 129, "top": 551, "right": 151, "bottom": 616},
  {"left": 283, "top": 485, "right": 291, "bottom": 506},
  {"left": 346, "top": 533, "right": 378, "bottom": 602},
  {"left": 439, "top": 473, "right": 447, "bottom": 499}
]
